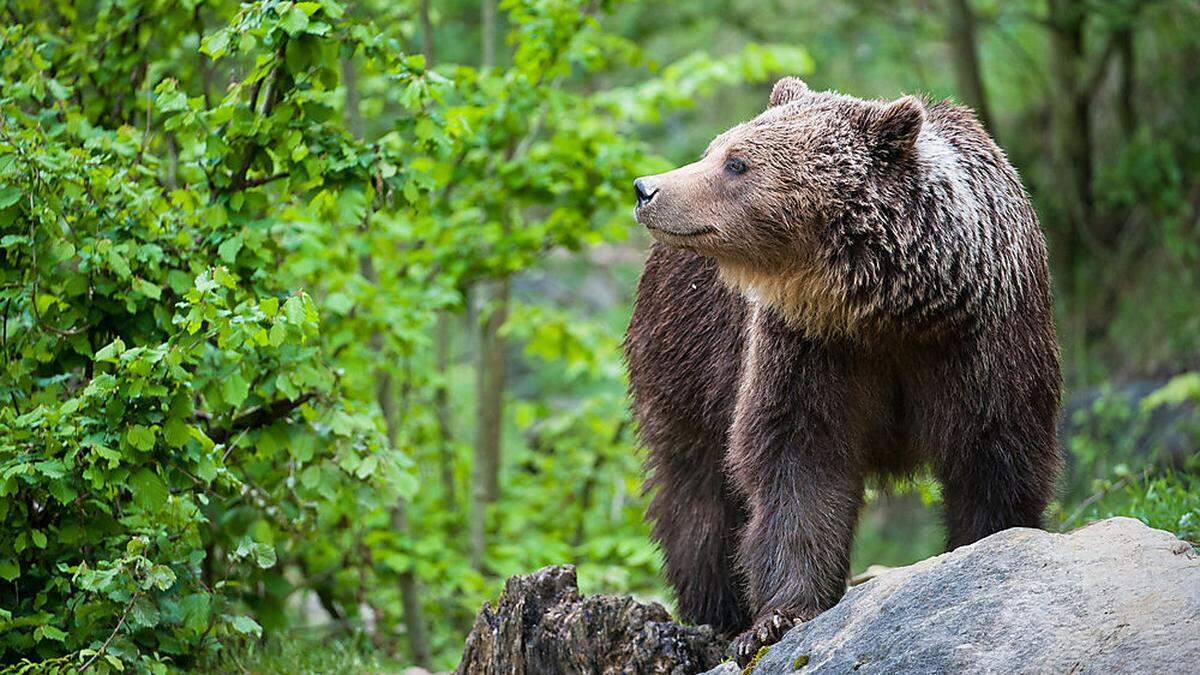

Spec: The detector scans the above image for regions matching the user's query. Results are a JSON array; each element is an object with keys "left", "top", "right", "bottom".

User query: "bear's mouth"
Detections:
[{"left": 645, "top": 224, "right": 716, "bottom": 237}]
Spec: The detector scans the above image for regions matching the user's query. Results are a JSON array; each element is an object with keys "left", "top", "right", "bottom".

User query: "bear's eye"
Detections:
[{"left": 724, "top": 157, "right": 749, "bottom": 175}]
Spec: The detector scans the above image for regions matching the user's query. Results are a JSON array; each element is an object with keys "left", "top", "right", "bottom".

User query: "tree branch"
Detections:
[
  {"left": 79, "top": 590, "right": 142, "bottom": 672},
  {"left": 240, "top": 172, "right": 290, "bottom": 189},
  {"left": 227, "top": 38, "right": 289, "bottom": 192},
  {"left": 207, "top": 391, "right": 319, "bottom": 445}
]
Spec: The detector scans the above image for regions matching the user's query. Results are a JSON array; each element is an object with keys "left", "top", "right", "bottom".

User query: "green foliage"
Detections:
[
  {"left": 1055, "top": 373, "right": 1200, "bottom": 545},
  {"left": 1, "top": 0, "right": 805, "bottom": 669},
  {"left": 1065, "top": 373, "right": 1200, "bottom": 501},
  {"left": 1058, "top": 471, "right": 1200, "bottom": 546},
  {"left": 2, "top": 0, "right": 1197, "bottom": 670},
  {"left": 197, "top": 631, "right": 399, "bottom": 675},
  {"left": 0, "top": 0, "right": 416, "bottom": 669}
]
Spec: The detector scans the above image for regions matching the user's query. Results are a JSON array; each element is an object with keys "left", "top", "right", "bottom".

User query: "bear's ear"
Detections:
[
  {"left": 865, "top": 95, "right": 925, "bottom": 155},
  {"left": 769, "top": 77, "right": 809, "bottom": 107}
]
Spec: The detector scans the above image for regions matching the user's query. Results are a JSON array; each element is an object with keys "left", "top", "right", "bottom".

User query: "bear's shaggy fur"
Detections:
[{"left": 624, "top": 77, "right": 1061, "bottom": 662}]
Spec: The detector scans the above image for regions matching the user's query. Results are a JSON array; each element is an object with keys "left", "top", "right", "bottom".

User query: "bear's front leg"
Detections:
[
  {"left": 726, "top": 456, "right": 863, "bottom": 664},
  {"left": 725, "top": 310, "right": 865, "bottom": 664}
]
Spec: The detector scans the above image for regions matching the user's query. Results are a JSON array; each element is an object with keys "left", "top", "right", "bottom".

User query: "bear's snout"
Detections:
[{"left": 634, "top": 177, "right": 658, "bottom": 209}]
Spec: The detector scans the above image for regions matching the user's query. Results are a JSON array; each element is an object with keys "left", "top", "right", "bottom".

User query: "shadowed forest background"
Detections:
[{"left": 1, "top": 0, "right": 1198, "bottom": 672}]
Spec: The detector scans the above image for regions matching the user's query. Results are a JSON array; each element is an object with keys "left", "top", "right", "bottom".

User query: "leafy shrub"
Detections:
[
  {"left": 1, "top": 0, "right": 810, "bottom": 669},
  {"left": 0, "top": 1, "right": 416, "bottom": 668}
]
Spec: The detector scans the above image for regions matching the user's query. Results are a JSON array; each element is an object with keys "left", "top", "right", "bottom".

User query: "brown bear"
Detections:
[{"left": 623, "top": 76, "right": 1061, "bottom": 663}]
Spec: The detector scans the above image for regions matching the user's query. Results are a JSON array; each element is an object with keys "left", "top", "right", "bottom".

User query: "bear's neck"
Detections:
[{"left": 716, "top": 259, "right": 871, "bottom": 341}]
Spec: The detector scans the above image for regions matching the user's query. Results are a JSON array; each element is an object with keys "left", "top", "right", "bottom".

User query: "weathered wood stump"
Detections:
[{"left": 456, "top": 565, "right": 726, "bottom": 674}]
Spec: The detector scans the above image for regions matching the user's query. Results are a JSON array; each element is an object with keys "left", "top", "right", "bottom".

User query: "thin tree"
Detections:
[
  {"left": 343, "top": 55, "right": 431, "bottom": 667},
  {"left": 420, "top": 0, "right": 459, "bottom": 514},
  {"left": 1046, "top": 0, "right": 1094, "bottom": 269},
  {"left": 470, "top": 0, "right": 507, "bottom": 571},
  {"left": 944, "top": 0, "right": 994, "bottom": 130}
]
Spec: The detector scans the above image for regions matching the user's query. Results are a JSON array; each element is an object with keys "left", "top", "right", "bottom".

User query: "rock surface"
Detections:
[
  {"left": 716, "top": 517, "right": 1200, "bottom": 674},
  {"left": 455, "top": 565, "right": 725, "bottom": 674},
  {"left": 457, "top": 519, "right": 1198, "bottom": 674}
]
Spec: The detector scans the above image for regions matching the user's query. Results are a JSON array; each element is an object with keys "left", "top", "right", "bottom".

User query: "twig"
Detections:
[
  {"left": 208, "top": 391, "right": 319, "bottom": 444},
  {"left": 227, "top": 38, "right": 288, "bottom": 192},
  {"left": 79, "top": 590, "right": 142, "bottom": 672},
  {"left": 240, "top": 172, "right": 289, "bottom": 189}
]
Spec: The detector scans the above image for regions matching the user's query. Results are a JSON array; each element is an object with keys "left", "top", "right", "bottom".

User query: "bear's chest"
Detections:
[{"left": 729, "top": 304, "right": 915, "bottom": 471}]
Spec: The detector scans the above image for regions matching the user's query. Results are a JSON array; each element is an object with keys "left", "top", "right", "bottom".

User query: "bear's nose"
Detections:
[{"left": 634, "top": 178, "right": 658, "bottom": 209}]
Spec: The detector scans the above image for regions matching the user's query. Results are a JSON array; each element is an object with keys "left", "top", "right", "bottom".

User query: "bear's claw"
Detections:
[{"left": 729, "top": 610, "right": 800, "bottom": 666}]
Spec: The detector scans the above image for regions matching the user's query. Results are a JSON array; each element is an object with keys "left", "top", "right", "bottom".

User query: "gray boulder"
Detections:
[{"left": 719, "top": 517, "right": 1200, "bottom": 674}]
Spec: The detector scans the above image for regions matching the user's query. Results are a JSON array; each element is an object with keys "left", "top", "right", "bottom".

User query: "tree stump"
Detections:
[{"left": 456, "top": 565, "right": 726, "bottom": 674}]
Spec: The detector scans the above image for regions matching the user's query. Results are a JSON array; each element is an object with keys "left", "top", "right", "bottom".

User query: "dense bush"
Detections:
[{"left": 0, "top": 0, "right": 808, "bottom": 669}]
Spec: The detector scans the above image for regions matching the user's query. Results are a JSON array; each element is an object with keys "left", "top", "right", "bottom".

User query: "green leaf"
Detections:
[
  {"left": 179, "top": 594, "right": 211, "bottom": 633},
  {"left": 228, "top": 614, "right": 262, "bottom": 637},
  {"left": 164, "top": 416, "right": 191, "bottom": 448},
  {"left": 131, "top": 597, "right": 161, "bottom": 627},
  {"left": 127, "top": 425, "right": 156, "bottom": 451},
  {"left": 0, "top": 185, "right": 21, "bottom": 209},
  {"left": 254, "top": 543, "right": 277, "bottom": 569},
  {"left": 268, "top": 320, "right": 287, "bottom": 347},
  {"left": 148, "top": 564, "right": 177, "bottom": 591},
  {"left": 280, "top": 7, "right": 310, "bottom": 35},
  {"left": 218, "top": 236, "right": 243, "bottom": 263},
  {"left": 260, "top": 296, "right": 280, "bottom": 318},
  {"left": 282, "top": 295, "right": 307, "bottom": 325},
  {"left": 1142, "top": 373, "right": 1200, "bottom": 411},
  {"left": 319, "top": 0, "right": 345, "bottom": 18},
  {"left": 213, "top": 265, "right": 237, "bottom": 289},
  {"left": 95, "top": 338, "right": 126, "bottom": 362},
  {"left": 355, "top": 454, "right": 378, "bottom": 479},
  {"left": 131, "top": 469, "right": 169, "bottom": 511},
  {"left": 201, "top": 29, "right": 231, "bottom": 59},
  {"left": 325, "top": 292, "right": 353, "bottom": 315},
  {"left": 107, "top": 249, "right": 132, "bottom": 278},
  {"left": 134, "top": 278, "right": 163, "bottom": 300},
  {"left": 156, "top": 82, "right": 189, "bottom": 112},
  {"left": 37, "top": 625, "right": 68, "bottom": 642},
  {"left": 47, "top": 480, "right": 78, "bottom": 504},
  {"left": 223, "top": 372, "right": 249, "bottom": 408},
  {"left": 0, "top": 558, "right": 18, "bottom": 581},
  {"left": 46, "top": 78, "right": 71, "bottom": 100}
]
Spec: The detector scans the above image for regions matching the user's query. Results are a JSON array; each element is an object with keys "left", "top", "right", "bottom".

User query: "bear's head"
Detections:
[{"left": 633, "top": 76, "right": 927, "bottom": 334}]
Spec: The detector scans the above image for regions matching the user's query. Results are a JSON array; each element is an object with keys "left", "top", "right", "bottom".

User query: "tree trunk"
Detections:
[
  {"left": 344, "top": 56, "right": 431, "bottom": 667},
  {"left": 470, "top": 276, "right": 508, "bottom": 569},
  {"left": 481, "top": 0, "right": 496, "bottom": 70},
  {"left": 945, "top": 0, "right": 993, "bottom": 131},
  {"left": 371, "top": 345, "right": 432, "bottom": 667},
  {"left": 419, "top": 0, "right": 457, "bottom": 516},
  {"left": 1046, "top": 0, "right": 1094, "bottom": 273},
  {"left": 469, "top": 0, "right": 504, "bottom": 572},
  {"left": 1115, "top": 26, "right": 1135, "bottom": 137},
  {"left": 476, "top": 278, "right": 507, "bottom": 505},
  {"left": 419, "top": 0, "right": 434, "bottom": 66},
  {"left": 435, "top": 311, "right": 457, "bottom": 511}
]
